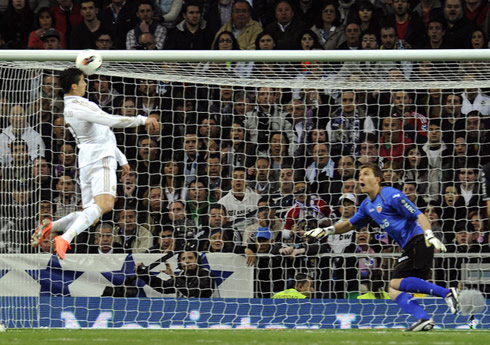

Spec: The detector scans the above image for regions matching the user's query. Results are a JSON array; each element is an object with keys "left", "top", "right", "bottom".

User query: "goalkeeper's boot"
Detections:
[
  {"left": 31, "top": 219, "right": 52, "bottom": 248},
  {"left": 54, "top": 236, "right": 71, "bottom": 260},
  {"left": 404, "top": 318, "right": 435, "bottom": 332},
  {"left": 445, "top": 287, "right": 460, "bottom": 314}
]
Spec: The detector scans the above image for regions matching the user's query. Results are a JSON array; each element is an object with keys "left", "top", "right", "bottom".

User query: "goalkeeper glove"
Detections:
[
  {"left": 305, "top": 226, "right": 336, "bottom": 239},
  {"left": 424, "top": 229, "right": 446, "bottom": 252}
]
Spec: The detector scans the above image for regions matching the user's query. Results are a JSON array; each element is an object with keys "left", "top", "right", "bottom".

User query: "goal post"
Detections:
[{"left": 0, "top": 49, "right": 489, "bottom": 330}]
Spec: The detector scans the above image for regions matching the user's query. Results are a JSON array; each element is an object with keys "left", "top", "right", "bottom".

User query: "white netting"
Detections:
[{"left": 0, "top": 50, "right": 489, "bottom": 329}]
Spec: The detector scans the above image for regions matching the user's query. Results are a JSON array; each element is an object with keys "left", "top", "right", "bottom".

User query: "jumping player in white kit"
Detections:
[{"left": 31, "top": 67, "right": 159, "bottom": 259}]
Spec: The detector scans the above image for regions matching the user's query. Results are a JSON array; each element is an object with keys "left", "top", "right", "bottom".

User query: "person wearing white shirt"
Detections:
[{"left": 31, "top": 67, "right": 159, "bottom": 260}]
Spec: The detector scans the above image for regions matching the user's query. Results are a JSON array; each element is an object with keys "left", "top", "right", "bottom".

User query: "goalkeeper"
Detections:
[
  {"left": 306, "top": 162, "right": 459, "bottom": 332},
  {"left": 31, "top": 67, "right": 159, "bottom": 259}
]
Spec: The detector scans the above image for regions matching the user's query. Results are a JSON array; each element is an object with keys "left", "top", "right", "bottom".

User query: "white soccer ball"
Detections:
[{"left": 75, "top": 50, "right": 102, "bottom": 75}]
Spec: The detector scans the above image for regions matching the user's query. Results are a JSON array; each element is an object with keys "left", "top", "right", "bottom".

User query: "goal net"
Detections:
[{"left": 0, "top": 50, "right": 488, "bottom": 330}]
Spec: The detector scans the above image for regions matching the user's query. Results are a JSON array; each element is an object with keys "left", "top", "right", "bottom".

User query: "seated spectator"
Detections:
[
  {"left": 137, "top": 249, "right": 215, "bottom": 298},
  {"left": 247, "top": 156, "right": 280, "bottom": 196},
  {"left": 186, "top": 178, "right": 212, "bottom": 227},
  {"left": 269, "top": 132, "right": 293, "bottom": 181},
  {"left": 264, "top": 0, "right": 308, "bottom": 50},
  {"left": 89, "top": 75, "right": 123, "bottom": 114},
  {"left": 271, "top": 167, "right": 296, "bottom": 219},
  {"left": 310, "top": 0, "right": 345, "bottom": 50},
  {"left": 51, "top": 0, "right": 82, "bottom": 49},
  {"left": 114, "top": 208, "right": 152, "bottom": 253},
  {"left": 461, "top": 83, "right": 490, "bottom": 116},
  {"left": 443, "top": 0, "right": 477, "bottom": 49},
  {"left": 162, "top": 158, "right": 187, "bottom": 202},
  {"left": 403, "top": 145, "right": 430, "bottom": 201},
  {"left": 40, "top": 231, "right": 57, "bottom": 254},
  {"left": 28, "top": 7, "right": 64, "bottom": 49},
  {"left": 381, "top": 160, "right": 404, "bottom": 191},
  {"left": 135, "top": 78, "right": 163, "bottom": 115},
  {"left": 31, "top": 157, "right": 54, "bottom": 200},
  {"left": 0, "top": 0, "right": 35, "bottom": 48},
  {"left": 218, "top": 167, "right": 261, "bottom": 241},
  {"left": 357, "top": 133, "right": 382, "bottom": 167},
  {"left": 337, "top": 22, "right": 361, "bottom": 50},
  {"left": 0, "top": 105, "right": 45, "bottom": 166},
  {"left": 441, "top": 92, "right": 465, "bottom": 143},
  {"left": 141, "top": 185, "right": 168, "bottom": 234},
  {"left": 352, "top": 227, "right": 383, "bottom": 296},
  {"left": 115, "top": 165, "right": 139, "bottom": 211},
  {"left": 222, "top": 120, "right": 256, "bottom": 176},
  {"left": 126, "top": 0, "right": 167, "bottom": 50},
  {"left": 402, "top": 180, "right": 428, "bottom": 209},
  {"left": 306, "top": 143, "right": 335, "bottom": 198},
  {"left": 243, "top": 196, "right": 283, "bottom": 246},
  {"left": 272, "top": 273, "right": 315, "bottom": 299},
  {"left": 9, "top": 183, "right": 37, "bottom": 252},
  {"left": 379, "top": 115, "right": 413, "bottom": 163},
  {"left": 203, "top": 203, "right": 236, "bottom": 251},
  {"left": 38, "top": 199, "right": 54, "bottom": 223},
  {"left": 254, "top": 31, "right": 277, "bottom": 50},
  {"left": 456, "top": 164, "right": 482, "bottom": 208},
  {"left": 71, "top": 0, "right": 106, "bottom": 49},
  {"left": 164, "top": 0, "right": 214, "bottom": 50},
  {"left": 52, "top": 175, "right": 80, "bottom": 221},
  {"left": 212, "top": 0, "right": 262, "bottom": 50},
  {"left": 203, "top": 152, "right": 230, "bottom": 201},
  {"left": 147, "top": 225, "right": 175, "bottom": 254},
  {"left": 135, "top": 32, "right": 158, "bottom": 50},
  {"left": 469, "top": 209, "right": 488, "bottom": 245},
  {"left": 465, "top": 111, "right": 490, "bottom": 166},
  {"left": 424, "top": 202, "right": 445, "bottom": 243},
  {"left": 100, "top": 0, "right": 137, "bottom": 49},
  {"left": 134, "top": 136, "right": 161, "bottom": 190},
  {"left": 391, "top": 0, "right": 426, "bottom": 48},
  {"left": 53, "top": 142, "right": 78, "bottom": 179},
  {"left": 94, "top": 31, "right": 114, "bottom": 50},
  {"left": 201, "top": 228, "right": 240, "bottom": 253},
  {"left": 440, "top": 183, "right": 467, "bottom": 243},
  {"left": 166, "top": 200, "right": 198, "bottom": 251},
  {"left": 391, "top": 90, "right": 428, "bottom": 144},
  {"left": 2, "top": 140, "right": 31, "bottom": 186},
  {"left": 89, "top": 223, "right": 125, "bottom": 254}
]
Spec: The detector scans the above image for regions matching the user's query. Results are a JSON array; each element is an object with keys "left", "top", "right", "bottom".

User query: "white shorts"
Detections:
[{"left": 80, "top": 157, "right": 117, "bottom": 208}]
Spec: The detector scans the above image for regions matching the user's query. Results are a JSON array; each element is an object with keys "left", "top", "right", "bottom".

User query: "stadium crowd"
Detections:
[{"left": 0, "top": 0, "right": 490, "bottom": 298}]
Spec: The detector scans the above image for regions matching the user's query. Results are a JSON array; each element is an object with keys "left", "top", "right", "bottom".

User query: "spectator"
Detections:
[
  {"left": 264, "top": 0, "right": 308, "bottom": 50},
  {"left": 441, "top": 92, "right": 465, "bottom": 140},
  {"left": 337, "top": 22, "right": 361, "bottom": 50},
  {"left": 166, "top": 200, "right": 199, "bottom": 251},
  {"left": 254, "top": 31, "right": 277, "bottom": 50},
  {"left": 298, "top": 28, "right": 323, "bottom": 50},
  {"left": 115, "top": 167, "right": 139, "bottom": 211},
  {"left": 469, "top": 27, "right": 488, "bottom": 49},
  {"left": 391, "top": 0, "right": 425, "bottom": 48},
  {"left": 114, "top": 208, "right": 152, "bottom": 253},
  {"left": 272, "top": 273, "right": 315, "bottom": 298},
  {"left": 40, "top": 28, "right": 62, "bottom": 49},
  {"left": 137, "top": 249, "right": 215, "bottom": 298},
  {"left": 162, "top": 158, "right": 187, "bottom": 202},
  {"left": 269, "top": 131, "right": 292, "bottom": 175},
  {"left": 52, "top": 175, "right": 79, "bottom": 220},
  {"left": 352, "top": 0, "right": 380, "bottom": 34},
  {"left": 203, "top": 203, "right": 236, "bottom": 252},
  {"left": 201, "top": 227, "right": 237, "bottom": 253},
  {"left": 465, "top": 111, "right": 490, "bottom": 165},
  {"left": 357, "top": 133, "right": 382, "bottom": 167},
  {"left": 464, "top": 0, "right": 490, "bottom": 35},
  {"left": 71, "top": 0, "right": 105, "bottom": 49},
  {"left": 148, "top": 225, "right": 175, "bottom": 254},
  {"left": 461, "top": 83, "right": 490, "bottom": 116},
  {"left": 134, "top": 136, "right": 161, "bottom": 190},
  {"left": 379, "top": 115, "right": 413, "bottom": 163},
  {"left": 413, "top": 0, "right": 443, "bottom": 27},
  {"left": 182, "top": 131, "right": 201, "bottom": 185},
  {"left": 306, "top": 142, "right": 335, "bottom": 192},
  {"left": 186, "top": 178, "right": 212, "bottom": 227},
  {"left": 203, "top": 152, "right": 229, "bottom": 201},
  {"left": 423, "top": 202, "right": 445, "bottom": 243},
  {"left": 126, "top": 0, "right": 167, "bottom": 50},
  {"left": 353, "top": 227, "right": 384, "bottom": 296},
  {"left": 272, "top": 167, "right": 296, "bottom": 219},
  {"left": 135, "top": 78, "right": 162, "bottom": 115},
  {"left": 247, "top": 156, "right": 279, "bottom": 196},
  {"left": 51, "top": 0, "right": 82, "bottom": 49},
  {"left": 40, "top": 231, "right": 56, "bottom": 254},
  {"left": 326, "top": 90, "right": 376, "bottom": 157},
  {"left": 403, "top": 179, "right": 428, "bottom": 209},
  {"left": 89, "top": 223, "right": 124, "bottom": 254},
  {"left": 424, "top": 15, "right": 447, "bottom": 49},
  {"left": 381, "top": 160, "right": 404, "bottom": 191},
  {"left": 243, "top": 86, "right": 294, "bottom": 155},
  {"left": 94, "top": 31, "right": 114, "bottom": 50},
  {"left": 456, "top": 165, "right": 481, "bottom": 208},
  {"left": 283, "top": 179, "right": 332, "bottom": 243},
  {"left": 53, "top": 142, "right": 77, "bottom": 179},
  {"left": 141, "top": 185, "right": 168, "bottom": 234},
  {"left": 28, "top": 7, "right": 63, "bottom": 49},
  {"left": 218, "top": 166, "right": 261, "bottom": 241},
  {"left": 310, "top": 0, "right": 345, "bottom": 50},
  {"left": 242, "top": 196, "right": 283, "bottom": 246},
  {"left": 440, "top": 183, "right": 467, "bottom": 243},
  {"left": 403, "top": 144, "right": 430, "bottom": 201},
  {"left": 9, "top": 183, "right": 37, "bottom": 252},
  {"left": 0, "top": 105, "right": 45, "bottom": 166},
  {"left": 0, "top": 0, "right": 35, "bottom": 48},
  {"left": 100, "top": 0, "right": 137, "bottom": 49},
  {"left": 379, "top": 23, "right": 398, "bottom": 49},
  {"left": 31, "top": 157, "right": 54, "bottom": 200},
  {"left": 164, "top": 0, "right": 214, "bottom": 50},
  {"left": 443, "top": 0, "right": 476, "bottom": 49},
  {"left": 223, "top": 120, "right": 256, "bottom": 176},
  {"left": 212, "top": 0, "right": 262, "bottom": 50},
  {"left": 89, "top": 75, "right": 122, "bottom": 114},
  {"left": 391, "top": 90, "right": 428, "bottom": 144},
  {"left": 469, "top": 209, "right": 488, "bottom": 244},
  {"left": 135, "top": 32, "right": 158, "bottom": 50}
]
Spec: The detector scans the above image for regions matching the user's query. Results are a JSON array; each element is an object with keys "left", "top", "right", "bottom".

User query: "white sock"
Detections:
[
  {"left": 61, "top": 205, "right": 102, "bottom": 243},
  {"left": 53, "top": 212, "right": 82, "bottom": 233}
]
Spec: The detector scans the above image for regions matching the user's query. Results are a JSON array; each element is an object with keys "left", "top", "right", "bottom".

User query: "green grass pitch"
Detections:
[{"left": 1, "top": 329, "right": 490, "bottom": 345}]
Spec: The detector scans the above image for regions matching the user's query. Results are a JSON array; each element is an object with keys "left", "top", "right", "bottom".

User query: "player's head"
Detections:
[
  {"left": 294, "top": 273, "right": 314, "bottom": 298},
  {"left": 359, "top": 162, "right": 383, "bottom": 196},
  {"left": 60, "top": 67, "right": 86, "bottom": 96}
]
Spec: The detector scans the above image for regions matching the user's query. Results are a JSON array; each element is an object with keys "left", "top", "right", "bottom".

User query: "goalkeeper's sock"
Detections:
[
  {"left": 52, "top": 212, "right": 82, "bottom": 233},
  {"left": 399, "top": 277, "right": 450, "bottom": 298},
  {"left": 62, "top": 205, "right": 102, "bottom": 243},
  {"left": 395, "top": 292, "right": 430, "bottom": 320}
]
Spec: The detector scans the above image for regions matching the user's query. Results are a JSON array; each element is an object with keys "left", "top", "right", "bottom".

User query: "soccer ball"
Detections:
[{"left": 75, "top": 50, "right": 102, "bottom": 75}]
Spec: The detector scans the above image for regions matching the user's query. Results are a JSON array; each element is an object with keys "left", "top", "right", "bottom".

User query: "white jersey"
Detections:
[{"left": 64, "top": 96, "right": 147, "bottom": 168}]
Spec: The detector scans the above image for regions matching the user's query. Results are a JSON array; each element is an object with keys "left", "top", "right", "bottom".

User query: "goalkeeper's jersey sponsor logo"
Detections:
[{"left": 400, "top": 198, "right": 416, "bottom": 214}]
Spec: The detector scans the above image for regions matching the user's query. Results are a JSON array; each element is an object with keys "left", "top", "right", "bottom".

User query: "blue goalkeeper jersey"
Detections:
[{"left": 349, "top": 187, "right": 424, "bottom": 249}]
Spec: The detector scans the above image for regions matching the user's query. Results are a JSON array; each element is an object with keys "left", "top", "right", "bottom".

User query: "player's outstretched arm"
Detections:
[{"left": 305, "top": 220, "right": 354, "bottom": 239}]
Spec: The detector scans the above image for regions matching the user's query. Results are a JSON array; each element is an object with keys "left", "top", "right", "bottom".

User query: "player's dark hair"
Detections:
[
  {"left": 60, "top": 67, "right": 83, "bottom": 94},
  {"left": 294, "top": 273, "right": 312, "bottom": 288},
  {"left": 360, "top": 162, "right": 383, "bottom": 180}
]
